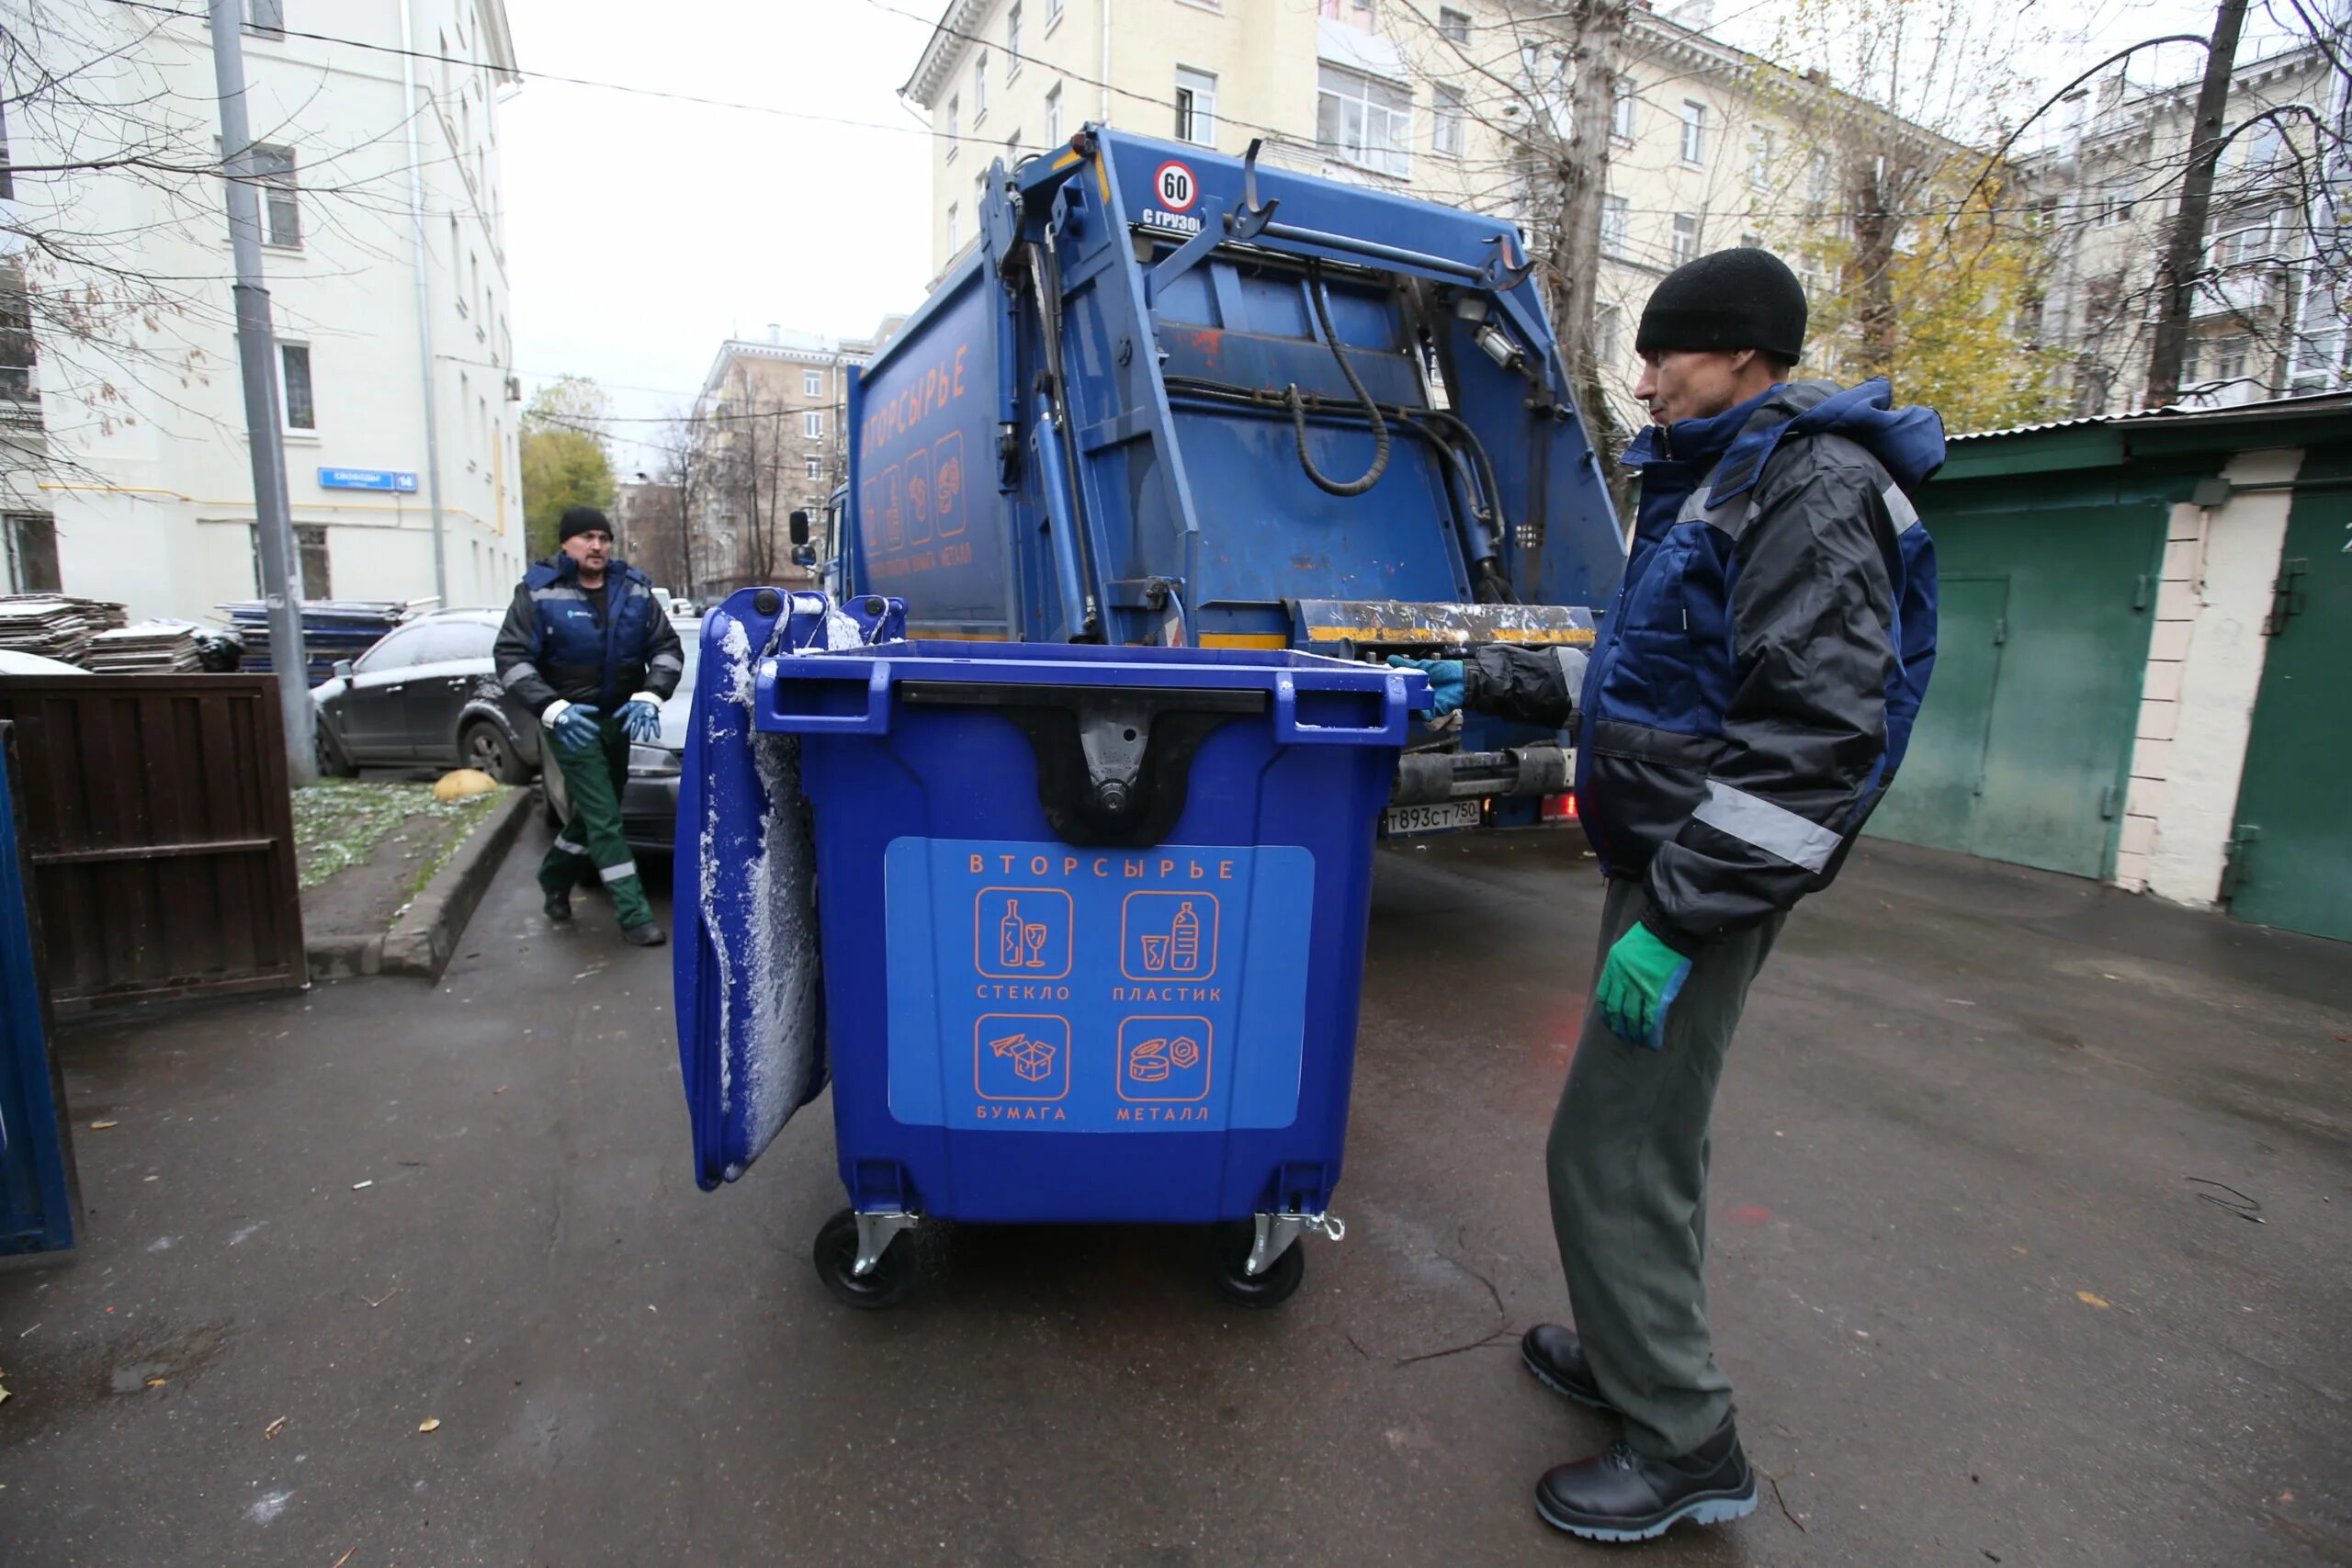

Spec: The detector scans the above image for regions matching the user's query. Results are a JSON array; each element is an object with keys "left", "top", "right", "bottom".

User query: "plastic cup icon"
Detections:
[{"left": 1140, "top": 934, "right": 1169, "bottom": 972}]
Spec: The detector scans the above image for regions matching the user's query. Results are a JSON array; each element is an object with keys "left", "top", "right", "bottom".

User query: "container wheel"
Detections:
[
  {"left": 814, "top": 1209, "right": 914, "bottom": 1310},
  {"left": 1209, "top": 1221, "right": 1306, "bottom": 1307}
]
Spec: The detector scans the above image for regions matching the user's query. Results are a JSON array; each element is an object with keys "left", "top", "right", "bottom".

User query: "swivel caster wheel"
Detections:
[
  {"left": 1209, "top": 1220, "right": 1306, "bottom": 1307},
  {"left": 814, "top": 1208, "right": 916, "bottom": 1310}
]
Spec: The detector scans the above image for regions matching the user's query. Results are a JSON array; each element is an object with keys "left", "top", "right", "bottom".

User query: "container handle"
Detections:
[
  {"left": 1271, "top": 671, "right": 1414, "bottom": 747},
  {"left": 756, "top": 660, "right": 893, "bottom": 735}
]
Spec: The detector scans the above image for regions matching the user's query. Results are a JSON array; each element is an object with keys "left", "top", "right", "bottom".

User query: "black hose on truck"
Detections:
[{"left": 1286, "top": 261, "right": 1392, "bottom": 498}]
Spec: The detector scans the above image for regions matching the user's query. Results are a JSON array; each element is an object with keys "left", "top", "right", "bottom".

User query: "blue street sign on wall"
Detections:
[{"left": 317, "top": 468, "right": 419, "bottom": 492}]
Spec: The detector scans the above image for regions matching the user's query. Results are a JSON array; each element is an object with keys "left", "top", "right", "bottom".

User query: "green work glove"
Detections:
[{"left": 1595, "top": 919, "right": 1693, "bottom": 1049}]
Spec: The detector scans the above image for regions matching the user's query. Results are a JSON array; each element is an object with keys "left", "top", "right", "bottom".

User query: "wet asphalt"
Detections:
[{"left": 2, "top": 823, "right": 2346, "bottom": 1566}]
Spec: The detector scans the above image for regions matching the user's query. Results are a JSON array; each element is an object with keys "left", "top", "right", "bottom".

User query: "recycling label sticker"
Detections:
[{"left": 883, "top": 838, "right": 1316, "bottom": 1132}]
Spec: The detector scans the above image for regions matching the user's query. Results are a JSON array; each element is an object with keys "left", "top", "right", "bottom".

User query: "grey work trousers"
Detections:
[{"left": 1548, "top": 877, "right": 1784, "bottom": 1458}]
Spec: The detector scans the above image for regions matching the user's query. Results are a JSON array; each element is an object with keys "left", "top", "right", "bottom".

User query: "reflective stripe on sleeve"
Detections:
[
  {"left": 599, "top": 859, "right": 640, "bottom": 885},
  {"left": 1883, "top": 482, "right": 1921, "bottom": 533},
  {"left": 501, "top": 661, "right": 540, "bottom": 687},
  {"left": 552, "top": 835, "right": 588, "bottom": 857},
  {"left": 1692, "top": 780, "right": 1841, "bottom": 873}
]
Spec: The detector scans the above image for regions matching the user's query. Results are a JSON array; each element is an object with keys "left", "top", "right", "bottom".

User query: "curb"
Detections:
[{"left": 307, "top": 787, "right": 532, "bottom": 985}]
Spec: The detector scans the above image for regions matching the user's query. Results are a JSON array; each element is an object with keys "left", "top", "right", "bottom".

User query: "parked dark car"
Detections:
[
  {"left": 311, "top": 608, "right": 543, "bottom": 783},
  {"left": 541, "top": 617, "right": 698, "bottom": 852}
]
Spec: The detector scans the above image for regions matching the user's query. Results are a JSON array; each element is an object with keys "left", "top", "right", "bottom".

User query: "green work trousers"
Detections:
[
  {"left": 539, "top": 715, "right": 652, "bottom": 931},
  {"left": 1549, "top": 876, "right": 1784, "bottom": 1458}
]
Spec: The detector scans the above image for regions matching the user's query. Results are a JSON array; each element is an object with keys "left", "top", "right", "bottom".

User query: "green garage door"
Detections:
[
  {"left": 1869, "top": 499, "right": 2168, "bottom": 879},
  {"left": 2224, "top": 450, "right": 2352, "bottom": 942}
]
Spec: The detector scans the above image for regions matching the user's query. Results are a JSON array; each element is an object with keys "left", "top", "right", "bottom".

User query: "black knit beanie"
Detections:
[
  {"left": 1635, "top": 247, "right": 1807, "bottom": 361},
  {"left": 558, "top": 505, "right": 611, "bottom": 543}
]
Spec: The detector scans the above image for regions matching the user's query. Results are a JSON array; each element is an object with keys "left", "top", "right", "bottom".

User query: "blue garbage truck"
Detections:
[{"left": 824, "top": 124, "right": 1626, "bottom": 834}]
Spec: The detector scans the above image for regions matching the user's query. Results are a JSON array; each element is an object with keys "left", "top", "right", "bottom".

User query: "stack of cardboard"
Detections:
[
  {"left": 0, "top": 594, "right": 129, "bottom": 665},
  {"left": 83, "top": 623, "right": 204, "bottom": 673}
]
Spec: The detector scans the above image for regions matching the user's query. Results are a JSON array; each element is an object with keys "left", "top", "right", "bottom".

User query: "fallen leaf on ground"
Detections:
[
  {"left": 351, "top": 1180, "right": 373, "bottom": 1191},
  {"left": 266, "top": 1416, "right": 287, "bottom": 1439},
  {"left": 2076, "top": 1290, "right": 2110, "bottom": 1309},
  {"left": 417, "top": 1416, "right": 441, "bottom": 1433},
  {"left": 89, "top": 1121, "right": 118, "bottom": 1130},
  {"left": 144, "top": 1377, "right": 166, "bottom": 1388},
  {"left": 0, "top": 1383, "right": 10, "bottom": 1404}
]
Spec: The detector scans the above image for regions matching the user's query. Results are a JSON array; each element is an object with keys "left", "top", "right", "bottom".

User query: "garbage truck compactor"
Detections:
[{"left": 830, "top": 125, "right": 1626, "bottom": 825}]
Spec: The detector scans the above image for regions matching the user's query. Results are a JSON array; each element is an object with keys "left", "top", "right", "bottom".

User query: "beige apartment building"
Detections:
[
  {"left": 2022, "top": 43, "right": 2341, "bottom": 413},
  {"left": 688, "top": 326, "right": 899, "bottom": 598},
  {"left": 901, "top": 0, "right": 1954, "bottom": 430}
]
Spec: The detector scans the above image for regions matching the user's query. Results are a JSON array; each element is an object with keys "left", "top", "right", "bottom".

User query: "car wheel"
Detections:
[
  {"left": 459, "top": 720, "right": 526, "bottom": 784},
  {"left": 314, "top": 726, "right": 358, "bottom": 779}
]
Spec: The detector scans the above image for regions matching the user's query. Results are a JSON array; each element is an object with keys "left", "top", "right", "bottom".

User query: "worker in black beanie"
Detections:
[{"left": 1393, "top": 249, "right": 1948, "bottom": 1541}]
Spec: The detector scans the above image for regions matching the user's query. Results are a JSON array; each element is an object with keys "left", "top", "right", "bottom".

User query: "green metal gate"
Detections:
[
  {"left": 2223, "top": 450, "right": 2352, "bottom": 942},
  {"left": 1869, "top": 495, "right": 2169, "bottom": 879}
]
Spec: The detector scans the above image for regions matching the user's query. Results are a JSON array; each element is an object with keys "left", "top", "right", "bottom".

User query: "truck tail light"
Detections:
[{"left": 1540, "top": 791, "right": 1578, "bottom": 822}]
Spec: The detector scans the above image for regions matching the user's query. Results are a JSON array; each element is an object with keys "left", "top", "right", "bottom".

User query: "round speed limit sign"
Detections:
[{"left": 1153, "top": 161, "right": 1199, "bottom": 211}]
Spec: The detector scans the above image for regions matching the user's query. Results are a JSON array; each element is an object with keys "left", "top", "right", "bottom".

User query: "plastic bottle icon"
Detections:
[
  {"left": 1001, "top": 900, "right": 1026, "bottom": 969},
  {"left": 1170, "top": 901, "right": 1201, "bottom": 974}
]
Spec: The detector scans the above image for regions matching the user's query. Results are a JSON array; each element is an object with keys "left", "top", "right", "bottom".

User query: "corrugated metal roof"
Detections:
[{"left": 1951, "top": 390, "right": 2352, "bottom": 442}]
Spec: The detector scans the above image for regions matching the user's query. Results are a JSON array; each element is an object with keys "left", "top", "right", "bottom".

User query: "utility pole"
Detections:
[
  {"left": 2143, "top": 0, "right": 2249, "bottom": 407},
  {"left": 209, "top": 0, "right": 314, "bottom": 784}
]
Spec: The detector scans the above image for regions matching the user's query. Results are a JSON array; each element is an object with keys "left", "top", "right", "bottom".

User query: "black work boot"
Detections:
[
  {"left": 622, "top": 921, "right": 667, "bottom": 948},
  {"left": 542, "top": 888, "right": 571, "bottom": 922},
  {"left": 1521, "top": 1324, "right": 1613, "bottom": 1412},
  {"left": 1534, "top": 1417, "right": 1758, "bottom": 1542}
]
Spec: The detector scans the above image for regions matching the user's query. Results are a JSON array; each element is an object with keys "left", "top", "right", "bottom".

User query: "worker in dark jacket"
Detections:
[
  {"left": 1396, "top": 248, "right": 1943, "bottom": 1543},
  {"left": 494, "top": 506, "right": 684, "bottom": 947}
]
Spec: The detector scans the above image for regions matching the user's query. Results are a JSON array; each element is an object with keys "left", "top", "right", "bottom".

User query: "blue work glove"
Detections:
[
  {"left": 1385, "top": 655, "right": 1466, "bottom": 718},
  {"left": 1595, "top": 919, "right": 1694, "bottom": 1049},
  {"left": 548, "top": 703, "right": 603, "bottom": 752},
  {"left": 616, "top": 700, "right": 661, "bottom": 743}
]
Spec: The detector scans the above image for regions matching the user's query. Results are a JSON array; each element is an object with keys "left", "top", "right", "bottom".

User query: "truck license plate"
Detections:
[{"left": 1383, "top": 800, "right": 1483, "bottom": 836}]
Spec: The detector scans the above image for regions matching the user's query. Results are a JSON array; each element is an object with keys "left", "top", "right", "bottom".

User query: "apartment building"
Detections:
[
  {"left": 900, "top": 0, "right": 1955, "bottom": 428},
  {"left": 2, "top": 0, "right": 525, "bottom": 620},
  {"left": 689, "top": 326, "right": 881, "bottom": 598},
  {"left": 2024, "top": 43, "right": 2342, "bottom": 413}
]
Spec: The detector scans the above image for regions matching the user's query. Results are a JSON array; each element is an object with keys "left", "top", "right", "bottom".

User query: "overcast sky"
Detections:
[{"left": 496, "top": 0, "right": 2304, "bottom": 473}]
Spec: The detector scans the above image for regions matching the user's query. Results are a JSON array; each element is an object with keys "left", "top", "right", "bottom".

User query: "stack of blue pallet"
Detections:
[{"left": 217, "top": 600, "right": 413, "bottom": 685}]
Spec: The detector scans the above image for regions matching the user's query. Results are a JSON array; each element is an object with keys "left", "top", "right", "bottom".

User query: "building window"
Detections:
[
  {"left": 2211, "top": 212, "right": 2272, "bottom": 268},
  {"left": 805, "top": 455, "right": 822, "bottom": 480},
  {"left": 947, "top": 201, "right": 961, "bottom": 251},
  {"left": 2098, "top": 179, "right": 2136, "bottom": 227},
  {"left": 253, "top": 143, "right": 300, "bottom": 247},
  {"left": 1321, "top": 0, "right": 1376, "bottom": 20},
  {"left": 243, "top": 0, "right": 284, "bottom": 39},
  {"left": 1046, "top": 82, "right": 1063, "bottom": 145},
  {"left": 1679, "top": 100, "right": 1706, "bottom": 166},
  {"left": 974, "top": 171, "right": 987, "bottom": 220},
  {"left": 2241, "top": 121, "right": 2284, "bottom": 169},
  {"left": 1593, "top": 303, "right": 1621, "bottom": 367},
  {"left": 1005, "top": 2, "right": 1023, "bottom": 81},
  {"left": 1046, "top": 0, "right": 1064, "bottom": 27},
  {"left": 279, "top": 343, "right": 315, "bottom": 430},
  {"left": 804, "top": 368, "right": 823, "bottom": 397},
  {"left": 803, "top": 411, "right": 823, "bottom": 439},
  {"left": 1670, "top": 212, "right": 1700, "bottom": 265},
  {"left": 1610, "top": 77, "right": 1635, "bottom": 143},
  {"left": 1316, "top": 65, "right": 1412, "bottom": 178},
  {"left": 944, "top": 94, "right": 959, "bottom": 160},
  {"left": 1438, "top": 6, "right": 1470, "bottom": 42},
  {"left": 0, "top": 260, "right": 33, "bottom": 400},
  {"left": 1806, "top": 150, "right": 1832, "bottom": 209},
  {"left": 3, "top": 513, "right": 59, "bottom": 593},
  {"left": 2213, "top": 335, "right": 2250, "bottom": 383},
  {"left": 1432, "top": 85, "right": 1465, "bottom": 158},
  {"left": 255, "top": 524, "right": 331, "bottom": 600},
  {"left": 1175, "top": 67, "right": 1217, "bottom": 146},
  {"left": 1748, "top": 128, "right": 1773, "bottom": 190},
  {"left": 1005, "top": 129, "right": 1020, "bottom": 165},
  {"left": 972, "top": 50, "right": 988, "bottom": 124},
  {"left": 1600, "top": 194, "right": 1629, "bottom": 258}
]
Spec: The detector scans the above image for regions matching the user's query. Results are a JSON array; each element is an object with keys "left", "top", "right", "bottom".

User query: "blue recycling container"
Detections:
[{"left": 674, "top": 589, "right": 1423, "bottom": 1305}]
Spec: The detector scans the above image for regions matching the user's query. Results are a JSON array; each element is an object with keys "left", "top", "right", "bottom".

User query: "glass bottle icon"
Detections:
[
  {"left": 1000, "top": 899, "right": 1026, "bottom": 969},
  {"left": 1170, "top": 901, "right": 1201, "bottom": 973}
]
